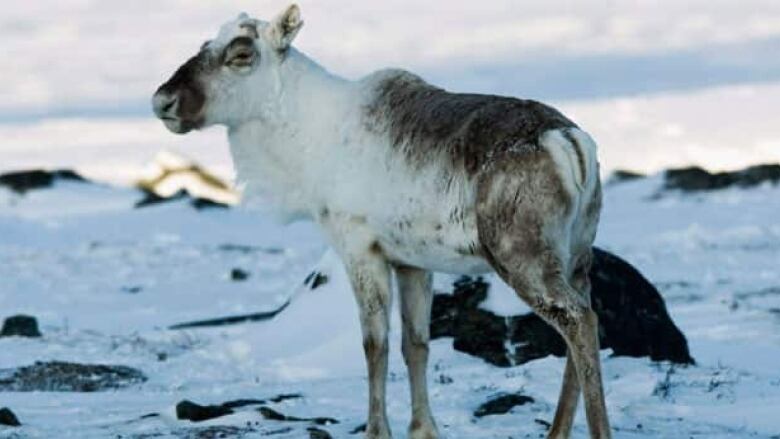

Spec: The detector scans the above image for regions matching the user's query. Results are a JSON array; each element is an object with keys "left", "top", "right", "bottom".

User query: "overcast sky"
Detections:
[
  {"left": 1, "top": 1, "right": 779, "bottom": 180},
  {"left": 2, "top": 0, "right": 780, "bottom": 120}
]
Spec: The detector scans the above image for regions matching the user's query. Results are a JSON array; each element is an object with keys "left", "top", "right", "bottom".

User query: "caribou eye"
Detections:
[{"left": 224, "top": 37, "right": 257, "bottom": 68}]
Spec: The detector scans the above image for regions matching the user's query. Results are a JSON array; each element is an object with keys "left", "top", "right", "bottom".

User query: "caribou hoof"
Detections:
[
  {"left": 365, "top": 421, "right": 392, "bottom": 439},
  {"left": 409, "top": 417, "right": 439, "bottom": 439}
]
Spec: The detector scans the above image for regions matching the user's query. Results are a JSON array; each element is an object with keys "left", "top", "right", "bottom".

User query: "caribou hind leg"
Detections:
[
  {"left": 548, "top": 353, "right": 581, "bottom": 438},
  {"left": 476, "top": 152, "right": 609, "bottom": 438},
  {"left": 396, "top": 266, "right": 439, "bottom": 439},
  {"left": 484, "top": 241, "right": 610, "bottom": 439},
  {"left": 548, "top": 251, "right": 595, "bottom": 438}
]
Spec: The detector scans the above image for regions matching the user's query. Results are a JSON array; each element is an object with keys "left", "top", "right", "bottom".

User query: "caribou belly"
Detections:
[{"left": 370, "top": 211, "right": 492, "bottom": 275}]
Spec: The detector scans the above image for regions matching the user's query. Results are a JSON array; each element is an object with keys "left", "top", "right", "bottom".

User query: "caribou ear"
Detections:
[{"left": 267, "top": 4, "right": 303, "bottom": 52}]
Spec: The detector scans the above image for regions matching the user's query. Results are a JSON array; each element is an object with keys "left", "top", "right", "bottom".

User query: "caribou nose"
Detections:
[{"left": 152, "top": 91, "right": 178, "bottom": 119}]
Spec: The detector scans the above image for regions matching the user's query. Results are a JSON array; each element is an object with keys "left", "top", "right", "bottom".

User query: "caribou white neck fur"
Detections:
[
  {"left": 153, "top": 5, "right": 611, "bottom": 439},
  {"left": 227, "top": 47, "right": 355, "bottom": 217}
]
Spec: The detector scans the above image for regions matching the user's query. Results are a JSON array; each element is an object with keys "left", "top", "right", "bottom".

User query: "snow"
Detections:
[
  {"left": 2, "top": 2, "right": 780, "bottom": 437},
  {"left": 1, "top": 174, "right": 779, "bottom": 438}
]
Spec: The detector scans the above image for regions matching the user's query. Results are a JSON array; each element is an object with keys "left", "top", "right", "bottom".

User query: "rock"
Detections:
[
  {"left": 308, "top": 426, "right": 334, "bottom": 438},
  {"left": 0, "top": 315, "right": 42, "bottom": 338},
  {"left": 534, "top": 418, "right": 552, "bottom": 430},
  {"left": 431, "top": 247, "right": 694, "bottom": 367},
  {"left": 506, "top": 313, "right": 567, "bottom": 365},
  {"left": 176, "top": 425, "right": 257, "bottom": 438},
  {"left": 473, "top": 393, "right": 535, "bottom": 418},
  {"left": 589, "top": 248, "right": 694, "bottom": 364},
  {"left": 218, "top": 243, "right": 284, "bottom": 255},
  {"left": 304, "top": 271, "right": 329, "bottom": 290},
  {"left": 259, "top": 407, "right": 338, "bottom": 426},
  {"left": 230, "top": 268, "right": 250, "bottom": 281},
  {"left": 664, "top": 163, "right": 780, "bottom": 192},
  {"left": 168, "top": 301, "right": 291, "bottom": 330},
  {"left": 267, "top": 393, "right": 303, "bottom": 404},
  {"left": 0, "top": 169, "right": 85, "bottom": 193},
  {"left": 430, "top": 277, "right": 490, "bottom": 339},
  {"left": 0, "top": 361, "right": 147, "bottom": 392},
  {"left": 191, "top": 197, "right": 230, "bottom": 210},
  {"left": 134, "top": 188, "right": 230, "bottom": 210},
  {"left": 608, "top": 170, "right": 645, "bottom": 184},
  {"left": 135, "top": 150, "right": 239, "bottom": 207},
  {"left": 220, "top": 398, "right": 268, "bottom": 409},
  {"left": 121, "top": 285, "right": 143, "bottom": 294},
  {"left": 134, "top": 188, "right": 188, "bottom": 208},
  {"left": 0, "top": 407, "right": 21, "bottom": 427},
  {"left": 173, "top": 395, "right": 305, "bottom": 423},
  {"left": 176, "top": 400, "right": 234, "bottom": 422}
]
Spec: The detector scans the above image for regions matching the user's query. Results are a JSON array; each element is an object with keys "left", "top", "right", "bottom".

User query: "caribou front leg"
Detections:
[
  {"left": 323, "top": 216, "right": 394, "bottom": 439},
  {"left": 396, "top": 266, "right": 439, "bottom": 439},
  {"left": 346, "top": 252, "right": 393, "bottom": 439}
]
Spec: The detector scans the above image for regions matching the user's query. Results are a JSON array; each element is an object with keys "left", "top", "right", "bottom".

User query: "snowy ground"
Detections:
[
  {"left": 2, "top": 2, "right": 780, "bottom": 437},
  {"left": 1, "top": 172, "right": 779, "bottom": 438}
]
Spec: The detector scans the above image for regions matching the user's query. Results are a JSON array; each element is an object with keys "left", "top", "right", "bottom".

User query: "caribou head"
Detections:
[{"left": 152, "top": 5, "right": 304, "bottom": 134}]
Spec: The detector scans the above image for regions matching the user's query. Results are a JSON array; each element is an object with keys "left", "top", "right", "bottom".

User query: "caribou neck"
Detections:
[{"left": 227, "top": 50, "right": 359, "bottom": 219}]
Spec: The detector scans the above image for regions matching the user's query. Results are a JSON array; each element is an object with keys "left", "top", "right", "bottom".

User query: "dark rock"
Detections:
[
  {"left": 453, "top": 305, "right": 511, "bottom": 367},
  {"left": 0, "top": 361, "right": 147, "bottom": 392},
  {"left": 350, "top": 423, "right": 366, "bottom": 434},
  {"left": 507, "top": 314, "right": 567, "bottom": 365},
  {"left": 221, "top": 398, "right": 267, "bottom": 409},
  {"left": 134, "top": 189, "right": 229, "bottom": 210},
  {"left": 664, "top": 164, "right": 780, "bottom": 192},
  {"left": 192, "top": 197, "right": 229, "bottom": 210},
  {"left": 121, "top": 286, "right": 143, "bottom": 294},
  {"left": 218, "top": 243, "right": 284, "bottom": 255},
  {"left": 589, "top": 248, "right": 694, "bottom": 364},
  {"left": 430, "top": 247, "right": 694, "bottom": 367},
  {"left": 307, "top": 427, "right": 334, "bottom": 439},
  {"left": 1, "top": 315, "right": 42, "bottom": 338},
  {"left": 0, "top": 407, "right": 21, "bottom": 427},
  {"left": 176, "top": 400, "right": 234, "bottom": 422},
  {"left": 0, "top": 169, "right": 85, "bottom": 193},
  {"left": 304, "top": 271, "right": 329, "bottom": 290},
  {"left": 430, "top": 277, "right": 490, "bottom": 340},
  {"left": 134, "top": 188, "right": 188, "bottom": 208},
  {"left": 608, "top": 170, "right": 645, "bottom": 184},
  {"left": 176, "top": 425, "right": 257, "bottom": 438},
  {"left": 173, "top": 395, "right": 306, "bottom": 424},
  {"left": 267, "top": 393, "right": 303, "bottom": 403},
  {"left": 230, "top": 268, "right": 250, "bottom": 281},
  {"left": 259, "top": 407, "right": 338, "bottom": 426},
  {"left": 473, "top": 393, "right": 535, "bottom": 417},
  {"left": 139, "top": 412, "right": 160, "bottom": 420},
  {"left": 168, "top": 301, "right": 290, "bottom": 330},
  {"left": 534, "top": 418, "right": 552, "bottom": 430}
]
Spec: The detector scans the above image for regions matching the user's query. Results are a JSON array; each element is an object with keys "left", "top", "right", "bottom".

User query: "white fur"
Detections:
[{"left": 197, "top": 15, "right": 488, "bottom": 274}]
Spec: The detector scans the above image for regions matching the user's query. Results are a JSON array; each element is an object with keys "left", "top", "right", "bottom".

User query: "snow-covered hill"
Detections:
[{"left": 0, "top": 170, "right": 779, "bottom": 438}]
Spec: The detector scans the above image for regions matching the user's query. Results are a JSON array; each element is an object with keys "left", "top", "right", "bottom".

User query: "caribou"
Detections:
[{"left": 153, "top": 5, "right": 609, "bottom": 438}]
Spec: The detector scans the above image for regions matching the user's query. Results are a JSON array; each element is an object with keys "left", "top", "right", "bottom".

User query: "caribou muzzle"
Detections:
[{"left": 152, "top": 55, "right": 208, "bottom": 134}]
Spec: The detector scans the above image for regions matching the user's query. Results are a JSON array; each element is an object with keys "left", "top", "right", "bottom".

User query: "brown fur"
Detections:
[
  {"left": 473, "top": 144, "right": 609, "bottom": 438},
  {"left": 364, "top": 70, "right": 577, "bottom": 175}
]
